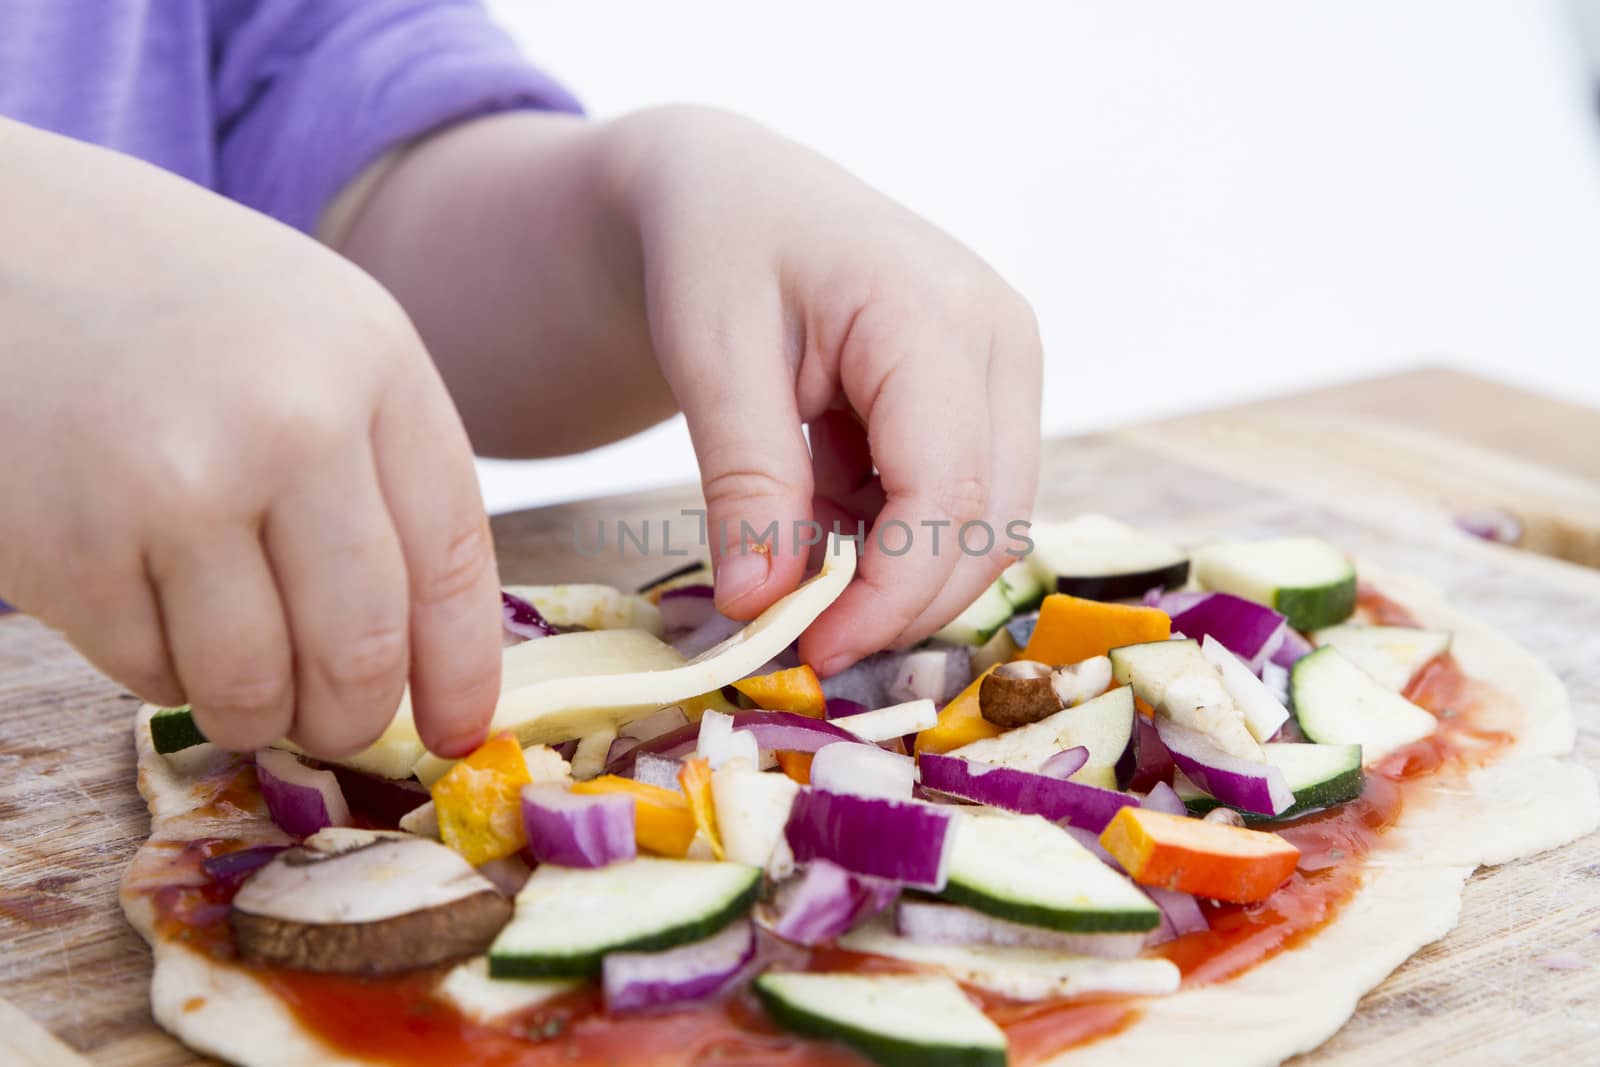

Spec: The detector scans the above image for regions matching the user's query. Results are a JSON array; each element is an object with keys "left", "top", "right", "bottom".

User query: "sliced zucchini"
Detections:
[
  {"left": 1310, "top": 624, "right": 1451, "bottom": 693},
  {"left": 1025, "top": 514, "right": 1189, "bottom": 602},
  {"left": 840, "top": 919, "right": 1182, "bottom": 1002},
  {"left": 939, "top": 812, "right": 1159, "bottom": 933},
  {"left": 932, "top": 581, "right": 1014, "bottom": 646},
  {"left": 1175, "top": 742, "right": 1363, "bottom": 822},
  {"left": 997, "top": 560, "right": 1046, "bottom": 612},
  {"left": 950, "top": 685, "right": 1134, "bottom": 790},
  {"left": 1291, "top": 647, "right": 1436, "bottom": 764},
  {"left": 754, "top": 972, "right": 1007, "bottom": 1067},
  {"left": 150, "top": 705, "right": 207, "bottom": 755},
  {"left": 488, "top": 857, "right": 759, "bottom": 978},
  {"left": 1192, "top": 536, "right": 1356, "bottom": 632}
]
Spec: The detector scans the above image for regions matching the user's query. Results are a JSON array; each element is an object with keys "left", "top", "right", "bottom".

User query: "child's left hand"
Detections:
[{"left": 332, "top": 106, "right": 1042, "bottom": 677}]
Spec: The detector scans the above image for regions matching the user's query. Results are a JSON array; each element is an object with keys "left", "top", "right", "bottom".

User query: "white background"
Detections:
[{"left": 478, "top": 0, "right": 1600, "bottom": 514}]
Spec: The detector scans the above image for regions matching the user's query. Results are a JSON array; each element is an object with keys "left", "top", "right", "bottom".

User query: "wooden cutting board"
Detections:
[{"left": 3, "top": 368, "right": 1597, "bottom": 1066}]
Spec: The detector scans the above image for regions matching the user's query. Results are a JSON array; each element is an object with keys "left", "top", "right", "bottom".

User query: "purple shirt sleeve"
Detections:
[{"left": 210, "top": 0, "right": 581, "bottom": 233}]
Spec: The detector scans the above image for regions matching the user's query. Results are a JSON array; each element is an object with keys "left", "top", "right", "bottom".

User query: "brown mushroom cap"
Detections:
[
  {"left": 230, "top": 836, "right": 511, "bottom": 975},
  {"left": 979, "top": 660, "right": 1065, "bottom": 727}
]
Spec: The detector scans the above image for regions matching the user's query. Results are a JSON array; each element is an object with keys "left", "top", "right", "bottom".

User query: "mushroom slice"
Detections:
[
  {"left": 230, "top": 836, "right": 511, "bottom": 974},
  {"left": 979, "top": 660, "right": 1065, "bottom": 727}
]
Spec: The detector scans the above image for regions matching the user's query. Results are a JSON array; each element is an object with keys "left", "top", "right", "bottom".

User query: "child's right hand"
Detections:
[{"left": 0, "top": 119, "right": 503, "bottom": 761}]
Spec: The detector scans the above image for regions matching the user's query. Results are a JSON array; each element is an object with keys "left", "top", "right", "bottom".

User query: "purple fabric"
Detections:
[{"left": 0, "top": 0, "right": 580, "bottom": 233}]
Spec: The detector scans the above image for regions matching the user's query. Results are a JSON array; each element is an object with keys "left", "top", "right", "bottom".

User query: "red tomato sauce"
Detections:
[{"left": 145, "top": 588, "right": 1514, "bottom": 1066}]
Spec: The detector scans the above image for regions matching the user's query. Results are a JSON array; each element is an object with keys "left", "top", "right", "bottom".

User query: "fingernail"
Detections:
[
  {"left": 436, "top": 726, "right": 488, "bottom": 760},
  {"left": 715, "top": 549, "right": 771, "bottom": 609}
]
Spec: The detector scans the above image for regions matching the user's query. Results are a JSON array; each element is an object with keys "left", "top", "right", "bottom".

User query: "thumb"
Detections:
[{"left": 656, "top": 300, "right": 814, "bottom": 620}]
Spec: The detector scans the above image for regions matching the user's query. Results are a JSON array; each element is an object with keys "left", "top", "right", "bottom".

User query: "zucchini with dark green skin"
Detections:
[
  {"left": 1177, "top": 742, "right": 1363, "bottom": 822},
  {"left": 755, "top": 972, "right": 1007, "bottom": 1067},
  {"left": 1193, "top": 536, "right": 1357, "bottom": 632},
  {"left": 487, "top": 857, "right": 759, "bottom": 978},
  {"left": 150, "top": 705, "right": 207, "bottom": 754}
]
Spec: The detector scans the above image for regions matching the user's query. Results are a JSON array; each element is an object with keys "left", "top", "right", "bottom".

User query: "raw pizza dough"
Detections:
[{"left": 121, "top": 565, "right": 1600, "bottom": 1067}]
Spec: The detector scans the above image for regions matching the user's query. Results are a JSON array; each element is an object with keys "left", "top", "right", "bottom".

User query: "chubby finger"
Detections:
[
  {"left": 654, "top": 284, "right": 813, "bottom": 619},
  {"left": 266, "top": 447, "right": 410, "bottom": 759},
  {"left": 373, "top": 358, "right": 503, "bottom": 759},
  {"left": 54, "top": 564, "right": 187, "bottom": 708},
  {"left": 800, "top": 310, "right": 993, "bottom": 673},
  {"left": 149, "top": 527, "right": 294, "bottom": 752}
]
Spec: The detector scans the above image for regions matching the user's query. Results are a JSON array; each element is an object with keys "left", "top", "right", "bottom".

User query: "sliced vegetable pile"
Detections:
[{"left": 149, "top": 516, "right": 1464, "bottom": 1067}]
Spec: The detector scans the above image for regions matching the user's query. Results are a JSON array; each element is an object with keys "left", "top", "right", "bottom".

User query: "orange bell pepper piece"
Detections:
[
  {"left": 676, "top": 757, "right": 723, "bottom": 860},
  {"left": 914, "top": 666, "right": 1002, "bottom": 755},
  {"left": 733, "top": 664, "right": 826, "bottom": 717},
  {"left": 571, "top": 775, "right": 697, "bottom": 858},
  {"left": 774, "top": 750, "right": 814, "bottom": 785},
  {"left": 430, "top": 732, "right": 532, "bottom": 866},
  {"left": 1020, "top": 594, "right": 1171, "bottom": 667},
  {"left": 1099, "top": 807, "right": 1299, "bottom": 904}
]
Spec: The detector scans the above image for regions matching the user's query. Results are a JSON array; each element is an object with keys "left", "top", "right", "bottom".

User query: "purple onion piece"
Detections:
[
  {"left": 818, "top": 653, "right": 891, "bottom": 710},
  {"left": 1062, "top": 825, "right": 1122, "bottom": 869},
  {"left": 1168, "top": 594, "right": 1287, "bottom": 671},
  {"left": 784, "top": 790, "right": 953, "bottom": 890},
  {"left": 1141, "top": 781, "right": 1189, "bottom": 817},
  {"left": 602, "top": 721, "right": 702, "bottom": 777},
  {"left": 1151, "top": 590, "right": 1212, "bottom": 616},
  {"left": 917, "top": 753, "right": 1139, "bottom": 833},
  {"left": 552, "top": 739, "right": 580, "bottom": 761},
  {"left": 1270, "top": 626, "right": 1315, "bottom": 670},
  {"left": 1038, "top": 745, "right": 1091, "bottom": 780},
  {"left": 1154, "top": 718, "right": 1292, "bottom": 816},
  {"left": 521, "top": 785, "right": 636, "bottom": 868},
  {"left": 201, "top": 845, "right": 288, "bottom": 890},
  {"left": 658, "top": 585, "right": 718, "bottom": 638},
  {"left": 1145, "top": 885, "right": 1209, "bottom": 944},
  {"left": 327, "top": 765, "right": 429, "bottom": 827},
  {"left": 502, "top": 591, "right": 557, "bottom": 640},
  {"left": 1125, "top": 715, "right": 1176, "bottom": 793},
  {"left": 255, "top": 749, "right": 351, "bottom": 838},
  {"left": 769, "top": 860, "right": 900, "bottom": 945},
  {"left": 732, "top": 711, "right": 860, "bottom": 752},
  {"left": 824, "top": 698, "right": 869, "bottom": 721},
  {"left": 603, "top": 920, "right": 757, "bottom": 1014}
]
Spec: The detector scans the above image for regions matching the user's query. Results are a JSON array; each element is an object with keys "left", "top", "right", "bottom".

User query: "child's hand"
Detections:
[
  {"left": 335, "top": 106, "right": 1042, "bottom": 679},
  {"left": 0, "top": 120, "right": 502, "bottom": 759},
  {"left": 613, "top": 108, "right": 1043, "bottom": 675}
]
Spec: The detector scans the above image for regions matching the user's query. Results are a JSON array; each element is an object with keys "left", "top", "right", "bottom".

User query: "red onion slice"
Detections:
[
  {"left": 784, "top": 789, "right": 954, "bottom": 890},
  {"left": 917, "top": 753, "right": 1140, "bottom": 833},
  {"left": 810, "top": 743, "right": 915, "bottom": 800},
  {"left": 256, "top": 749, "right": 351, "bottom": 838},
  {"left": 1270, "top": 626, "right": 1315, "bottom": 670},
  {"left": 603, "top": 919, "right": 756, "bottom": 1013},
  {"left": 1038, "top": 746, "right": 1090, "bottom": 780},
  {"left": 657, "top": 585, "right": 717, "bottom": 637},
  {"left": 201, "top": 845, "right": 289, "bottom": 891},
  {"left": 521, "top": 784, "right": 636, "bottom": 868},
  {"left": 1124, "top": 716, "right": 1175, "bottom": 793},
  {"left": 1455, "top": 508, "right": 1522, "bottom": 545},
  {"left": 672, "top": 613, "right": 744, "bottom": 658},
  {"left": 895, "top": 899, "right": 1146, "bottom": 959},
  {"left": 1168, "top": 594, "right": 1287, "bottom": 674},
  {"left": 502, "top": 591, "right": 556, "bottom": 641},
  {"left": 768, "top": 860, "right": 899, "bottom": 945},
  {"left": 824, "top": 698, "right": 868, "bottom": 720},
  {"left": 1154, "top": 718, "right": 1292, "bottom": 816},
  {"left": 1140, "top": 781, "right": 1188, "bottom": 817},
  {"left": 1145, "top": 885, "right": 1209, "bottom": 943},
  {"left": 697, "top": 711, "right": 760, "bottom": 769}
]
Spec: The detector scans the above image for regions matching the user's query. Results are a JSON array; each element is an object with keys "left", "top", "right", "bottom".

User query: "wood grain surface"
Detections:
[{"left": 2, "top": 370, "right": 1597, "bottom": 1066}]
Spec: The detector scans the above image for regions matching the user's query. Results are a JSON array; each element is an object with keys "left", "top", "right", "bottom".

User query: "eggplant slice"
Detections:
[{"left": 231, "top": 836, "right": 511, "bottom": 974}]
